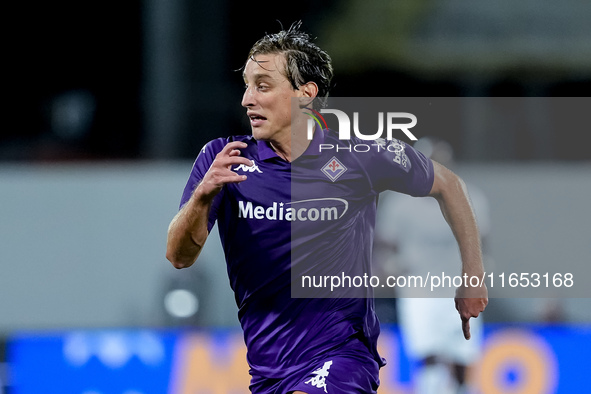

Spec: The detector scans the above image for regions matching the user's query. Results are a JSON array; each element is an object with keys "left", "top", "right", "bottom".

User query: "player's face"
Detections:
[{"left": 241, "top": 53, "right": 304, "bottom": 142}]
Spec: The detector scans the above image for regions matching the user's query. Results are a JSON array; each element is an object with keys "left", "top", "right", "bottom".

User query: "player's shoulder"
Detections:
[
  {"left": 322, "top": 128, "right": 348, "bottom": 145},
  {"left": 322, "top": 128, "right": 412, "bottom": 151}
]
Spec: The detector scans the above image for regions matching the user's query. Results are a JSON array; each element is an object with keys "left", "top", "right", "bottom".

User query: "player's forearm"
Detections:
[
  {"left": 429, "top": 162, "right": 484, "bottom": 277},
  {"left": 166, "top": 188, "right": 212, "bottom": 269}
]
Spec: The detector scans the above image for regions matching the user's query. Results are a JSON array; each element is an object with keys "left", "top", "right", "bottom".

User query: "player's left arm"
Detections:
[{"left": 429, "top": 160, "right": 488, "bottom": 340}]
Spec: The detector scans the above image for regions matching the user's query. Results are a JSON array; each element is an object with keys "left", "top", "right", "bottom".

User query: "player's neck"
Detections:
[
  {"left": 290, "top": 130, "right": 312, "bottom": 161},
  {"left": 270, "top": 138, "right": 310, "bottom": 162},
  {"left": 269, "top": 140, "right": 291, "bottom": 162},
  {"left": 270, "top": 119, "right": 311, "bottom": 162}
]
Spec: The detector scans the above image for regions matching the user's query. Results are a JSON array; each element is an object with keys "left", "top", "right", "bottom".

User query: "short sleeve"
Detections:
[{"left": 364, "top": 138, "right": 434, "bottom": 196}]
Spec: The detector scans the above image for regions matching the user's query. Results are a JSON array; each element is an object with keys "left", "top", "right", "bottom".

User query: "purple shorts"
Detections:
[{"left": 249, "top": 338, "right": 381, "bottom": 394}]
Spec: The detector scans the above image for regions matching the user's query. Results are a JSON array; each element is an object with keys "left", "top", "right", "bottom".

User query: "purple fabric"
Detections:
[
  {"left": 249, "top": 337, "right": 380, "bottom": 394},
  {"left": 179, "top": 129, "right": 434, "bottom": 386}
]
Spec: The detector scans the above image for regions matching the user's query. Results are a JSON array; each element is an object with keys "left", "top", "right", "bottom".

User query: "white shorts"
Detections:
[{"left": 397, "top": 297, "right": 482, "bottom": 365}]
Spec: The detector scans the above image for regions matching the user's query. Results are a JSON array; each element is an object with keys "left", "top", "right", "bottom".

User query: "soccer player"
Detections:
[{"left": 166, "top": 22, "right": 487, "bottom": 394}]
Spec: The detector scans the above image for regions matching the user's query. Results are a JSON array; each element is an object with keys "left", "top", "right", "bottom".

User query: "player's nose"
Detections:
[{"left": 241, "top": 86, "right": 256, "bottom": 108}]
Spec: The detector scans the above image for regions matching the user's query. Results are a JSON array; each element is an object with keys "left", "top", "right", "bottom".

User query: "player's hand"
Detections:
[
  {"left": 454, "top": 283, "right": 488, "bottom": 340},
  {"left": 196, "top": 141, "right": 252, "bottom": 200}
]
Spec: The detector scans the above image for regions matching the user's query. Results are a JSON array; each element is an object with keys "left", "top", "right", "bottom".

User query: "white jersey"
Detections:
[{"left": 376, "top": 183, "right": 490, "bottom": 363}]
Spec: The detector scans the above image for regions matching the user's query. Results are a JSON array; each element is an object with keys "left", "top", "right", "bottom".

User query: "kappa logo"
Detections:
[
  {"left": 235, "top": 161, "right": 263, "bottom": 173},
  {"left": 321, "top": 157, "right": 347, "bottom": 182},
  {"left": 305, "top": 360, "right": 333, "bottom": 393}
]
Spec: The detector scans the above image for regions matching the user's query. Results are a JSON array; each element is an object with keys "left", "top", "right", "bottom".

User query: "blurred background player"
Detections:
[{"left": 375, "top": 137, "right": 491, "bottom": 394}]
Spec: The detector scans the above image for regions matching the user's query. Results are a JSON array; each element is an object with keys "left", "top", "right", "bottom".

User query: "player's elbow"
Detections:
[
  {"left": 166, "top": 247, "right": 197, "bottom": 269},
  {"left": 166, "top": 225, "right": 203, "bottom": 269},
  {"left": 166, "top": 254, "right": 194, "bottom": 270}
]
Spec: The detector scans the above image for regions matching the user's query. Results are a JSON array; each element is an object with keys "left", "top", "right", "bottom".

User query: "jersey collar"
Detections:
[
  {"left": 256, "top": 125, "right": 326, "bottom": 161},
  {"left": 257, "top": 139, "right": 280, "bottom": 161},
  {"left": 300, "top": 124, "right": 325, "bottom": 158}
]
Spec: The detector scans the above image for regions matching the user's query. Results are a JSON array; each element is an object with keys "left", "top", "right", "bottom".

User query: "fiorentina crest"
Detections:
[{"left": 321, "top": 157, "right": 347, "bottom": 182}]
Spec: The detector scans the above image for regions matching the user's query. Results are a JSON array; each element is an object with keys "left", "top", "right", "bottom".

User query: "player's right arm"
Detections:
[
  {"left": 428, "top": 160, "right": 488, "bottom": 339},
  {"left": 166, "top": 141, "right": 251, "bottom": 269}
]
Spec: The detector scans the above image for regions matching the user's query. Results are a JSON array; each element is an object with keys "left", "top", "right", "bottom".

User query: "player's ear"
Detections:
[
  {"left": 301, "top": 81, "right": 318, "bottom": 98},
  {"left": 298, "top": 82, "right": 318, "bottom": 108}
]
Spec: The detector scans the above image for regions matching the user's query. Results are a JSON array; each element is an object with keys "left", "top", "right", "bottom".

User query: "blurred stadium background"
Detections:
[{"left": 2, "top": 1, "right": 590, "bottom": 393}]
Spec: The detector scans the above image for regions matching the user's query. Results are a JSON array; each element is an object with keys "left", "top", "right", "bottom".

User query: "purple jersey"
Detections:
[{"left": 179, "top": 128, "right": 434, "bottom": 383}]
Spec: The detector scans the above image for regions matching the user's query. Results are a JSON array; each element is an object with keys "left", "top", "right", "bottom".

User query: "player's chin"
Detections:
[{"left": 251, "top": 127, "right": 270, "bottom": 141}]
